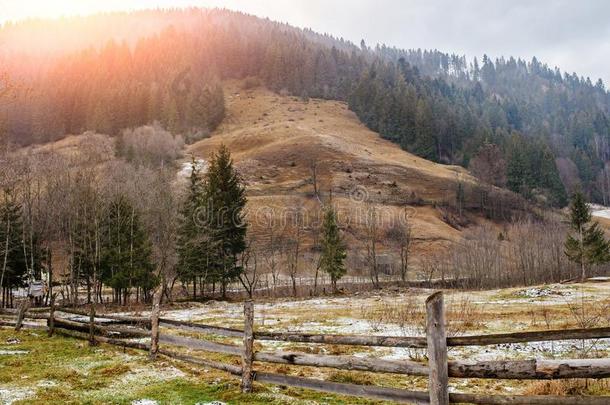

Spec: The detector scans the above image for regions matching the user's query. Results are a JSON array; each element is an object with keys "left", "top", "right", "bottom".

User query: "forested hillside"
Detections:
[{"left": 2, "top": 8, "right": 610, "bottom": 206}]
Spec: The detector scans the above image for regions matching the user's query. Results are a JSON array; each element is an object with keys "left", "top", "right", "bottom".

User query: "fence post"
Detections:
[
  {"left": 47, "top": 293, "right": 57, "bottom": 337},
  {"left": 241, "top": 299, "right": 254, "bottom": 393},
  {"left": 15, "top": 297, "right": 32, "bottom": 331},
  {"left": 89, "top": 303, "right": 96, "bottom": 346},
  {"left": 426, "top": 291, "right": 449, "bottom": 405},
  {"left": 149, "top": 288, "right": 161, "bottom": 360}
]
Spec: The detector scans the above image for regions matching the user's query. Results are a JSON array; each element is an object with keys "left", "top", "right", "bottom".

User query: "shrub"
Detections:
[{"left": 117, "top": 123, "right": 184, "bottom": 167}]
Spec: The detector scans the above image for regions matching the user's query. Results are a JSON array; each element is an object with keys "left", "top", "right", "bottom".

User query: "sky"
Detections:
[{"left": 1, "top": 0, "right": 609, "bottom": 84}]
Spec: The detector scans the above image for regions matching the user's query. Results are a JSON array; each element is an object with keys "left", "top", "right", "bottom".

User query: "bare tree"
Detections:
[
  {"left": 263, "top": 212, "right": 284, "bottom": 293},
  {"left": 239, "top": 237, "right": 259, "bottom": 299},
  {"left": 387, "top": 213, "right": 413, "bottom": 283},
  {"left": 364, "top": 204, "right": 380, "bottom": 288},
  {"left": 469, "top": 143, "right": 507, "bottom": 187},
  {"left": 117, "top": 124, "right": 184, "bottom": 168},
  {"left": 310, "top": 158, "right": 320, "bottom": 201}
]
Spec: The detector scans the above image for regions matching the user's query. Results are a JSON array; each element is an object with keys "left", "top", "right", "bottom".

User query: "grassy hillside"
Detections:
[
  {"left": 14, "top": 80, "right": 527, "bottom": 280},
  {"left": 187, "top": 82, "right": 490, "bottom": 269}
]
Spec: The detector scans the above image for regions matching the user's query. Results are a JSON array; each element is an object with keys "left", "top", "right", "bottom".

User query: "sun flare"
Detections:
[{"left": 3, "top": 0, "right": 137, "bottom": 21}]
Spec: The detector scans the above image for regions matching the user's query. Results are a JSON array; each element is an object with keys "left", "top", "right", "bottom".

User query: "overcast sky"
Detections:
[{"left": 2, "top": 0, "right": 609, "bottom": 84}]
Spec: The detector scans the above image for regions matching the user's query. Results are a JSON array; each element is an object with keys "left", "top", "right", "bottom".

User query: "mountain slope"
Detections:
[
  {"left": 187, "top": 81, "right": 485, "bottom": 270},
  {"left": 3, "top": 8, "right": 610, "bottom": 205}
]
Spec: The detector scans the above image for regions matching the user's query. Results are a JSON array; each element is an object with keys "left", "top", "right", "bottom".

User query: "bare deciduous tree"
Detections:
[
  {"left": 469, "top": 143, "right": 507, "bottom": 187},
  {"left": 239, "top": 237, "right": 260, "bottom": 299},
  {"left": 364, "top": 204, "right": 380, "bottom": 288},
  {"left": 387, "top": 214, "right": 412, "bottom": 283}
]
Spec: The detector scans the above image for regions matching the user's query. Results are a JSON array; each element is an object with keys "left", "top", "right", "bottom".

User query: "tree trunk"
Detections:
[
  {"left": 241, "top": 300, "right": 254, "bottom": 393},
  {"left": 149, "top": 288, "right": 161, "bottom": 360},
  {"left": 89, "top": 303, "right": 96, "bottom": 346},
  {"left": 15, "top": 298, "right": 32, "bottom": 331}
]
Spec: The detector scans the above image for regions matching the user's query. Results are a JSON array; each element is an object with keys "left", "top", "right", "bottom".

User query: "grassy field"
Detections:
[
  {"left": 0, "top": 328, "right": 400, "bottom": 405},
  {"left": 2, "top": 282, "right": 606, "bottom": 404}
]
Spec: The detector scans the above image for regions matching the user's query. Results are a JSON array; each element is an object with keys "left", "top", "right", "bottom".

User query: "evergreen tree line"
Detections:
[
  {"left": 3, "top": 9, "right": 610, "bottom": 205},
  {"left": 0, "top": 154, "right": 159, "bottom": 306},
  {"left": 0, "top": 132, "right": 189, "bottom": 307},
  {"left": 0, "top": 189, "right": 42, "bottom": 307},
  {"left": 176, "top": 146, "right": 247, "bottom": 299}
]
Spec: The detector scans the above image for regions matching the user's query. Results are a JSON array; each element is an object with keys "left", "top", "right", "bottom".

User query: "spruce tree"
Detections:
[
  {"left": 176, "top": 156, "right": 208, "bottom": 299},
  {"left": 204, "top": 145, "right": 247, "bottom": 298},
  {"left": 319, "top": 204, "right": 347, "bottom": 293},
  {"left": 564, "top": 192, "right": 610, "bottom": 281},
  {"left": 101, "top": 194, "right": 155, "bottom": 304},
  {"left": 0, "top": 192, "right": 27, "bottom": 307}
]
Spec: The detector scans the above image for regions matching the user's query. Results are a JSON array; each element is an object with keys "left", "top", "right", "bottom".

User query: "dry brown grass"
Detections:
[
  {"left": 187, "top": 80, "right": 480, "bottom": 263},
  {"left": 525, "top": 379, "right": 610, "bottom": 396}
]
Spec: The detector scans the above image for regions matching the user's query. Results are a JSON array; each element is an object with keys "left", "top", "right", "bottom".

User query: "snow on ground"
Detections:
[
  {"left": 591, "top": 203, "right": 610, "bottom": 219},
  {"left": 178, "top": 159, "right": 207, "bottom": 178},
  {"left": 117, "top": 282, "right": 610, "bottom": 364},
  {"left": 0, "top": 387, "right": 34, "bottom": 405},
  {"left": 132, "top": 400, "right": 158, "bottom": 405},
  {"left": 0, "top": 350, "right": 28, "bottom": 355}
]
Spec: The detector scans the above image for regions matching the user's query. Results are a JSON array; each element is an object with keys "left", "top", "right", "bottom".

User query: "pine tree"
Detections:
[
  {"left": 319, "top": 204, "right": 347, "bottom": 293},
  {"left": 564, "top": 192, "right": 610, "bottom": 281},
  {"left": 204, "top": 145, "right": 247, "bottom": 298},
  {"left": 101, "top": 194, "right": 155, "bottom": 304},
  {"left": 0, "top": 192, "right": 27, "bottom": 307},
  {"left": 176, "top": 156, "right": 209, "bottom": 299}
]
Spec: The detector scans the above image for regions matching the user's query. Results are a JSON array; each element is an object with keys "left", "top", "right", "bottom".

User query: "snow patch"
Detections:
[
  {"left": 179, "top": 159, "right": 207, "bottom": 178},
  {"left": 196, "top": 402, "right": 227, "bottom": 405},
  {"left": 132, "top": 400, "right": 159, "bottom": 405},
  {"left": 518, "top": 286, "right": 573, "bottom": 299},
  {"left": 0, "top": 387, "right": 34, "bottom": 404},
  {"left": 0, "top": 350, "right": 28, "bottom": 355},
  {"left": 591, "top": 204, "right": 610, "bottom": 219}
]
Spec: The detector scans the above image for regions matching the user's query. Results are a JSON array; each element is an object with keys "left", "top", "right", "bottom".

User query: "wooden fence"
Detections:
[{"left": 2, "top": 291, "right": 610, "bottom": 404}]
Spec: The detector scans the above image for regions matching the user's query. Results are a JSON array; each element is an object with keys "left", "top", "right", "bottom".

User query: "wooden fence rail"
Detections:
[
  {"left": 47, "top": 308, "right": 610, "bottom": 348},
  {"left": 2, "top": 292, "right": 610, "bottom": 404}
]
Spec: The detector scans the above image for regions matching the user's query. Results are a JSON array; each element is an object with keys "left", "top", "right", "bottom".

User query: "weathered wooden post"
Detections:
[
  {"left": 89, "top": 303, "right": 96, "bottom": 346},
  {"left": 15, "top": 298, "right": 32, "bottom": 331},
  {"left": 149, "top": 288, "right": 161, "bottom": 360},
  {"left": 47, "top": 293, "right": 57, "bottom": 337},
  {"left": 426, "top": 291, "right": 449, "bottom": 405},
  {"left": 241, "top": 299, "right": 255, "bottom": 393}
]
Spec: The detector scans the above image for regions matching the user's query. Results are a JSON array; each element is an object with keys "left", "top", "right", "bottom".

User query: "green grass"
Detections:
[{"left": 0, "top": 328, "right": 395, "bottom": 404}]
